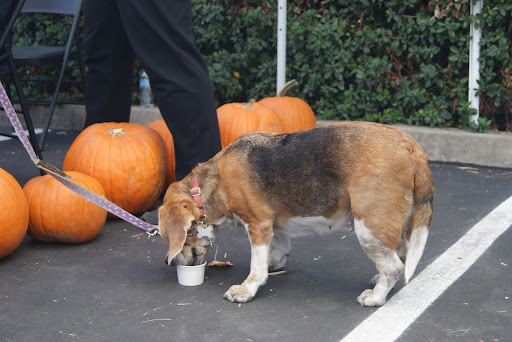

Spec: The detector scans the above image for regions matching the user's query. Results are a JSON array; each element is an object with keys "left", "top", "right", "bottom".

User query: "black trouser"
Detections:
[{"left": 83, "top": 0, "right": 221, "bottom": 180}]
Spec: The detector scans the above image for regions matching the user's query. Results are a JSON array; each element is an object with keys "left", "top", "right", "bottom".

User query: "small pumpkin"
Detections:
[
  {"left": 217, "top": 99, "right": 282, "bottom": 148},
  {"left": 147, "top": 119, "right": 176, "bottom": 189},
  {"left": 63, "top": 122, "right": 166, "bottom": 216},
  {"left": 23, "top": 171, "right": 107, "bottom": 243},
  {"left": 0, "top": 167, "right": 29, "bottom": 259},
  {"left": 258, "top": 79, "right": 316, "bottom": 133}
]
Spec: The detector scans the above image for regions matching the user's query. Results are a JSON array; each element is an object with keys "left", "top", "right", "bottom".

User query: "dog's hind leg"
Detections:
[
  {"left": 269, "top": 229, "right": 291, "bottom": 271},
  {"left": 224, "top": 220, "right": 273, "bottom": 303},
  {"left": 354, "top": 219, "right": 405, "bottom": 307}
]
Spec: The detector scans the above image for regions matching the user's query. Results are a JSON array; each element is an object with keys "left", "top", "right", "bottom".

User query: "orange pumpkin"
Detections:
[
  {"left": 0, "top": 167, "right": 29, "bottom": 259},
  {"left": 217, "top": 99, "right": 282, "bottom": 148},
  {"left": 63, "top": 122, "right": 166, "bottom": 216},
  {"left": 23, "top": 171, "right": 107, "bottom": 243},
  {"left": 258, "top": 79, "right": 316, "bottom": 133},
  {"left": 147, "top": 119, "right": 176, "bottom": 188}
]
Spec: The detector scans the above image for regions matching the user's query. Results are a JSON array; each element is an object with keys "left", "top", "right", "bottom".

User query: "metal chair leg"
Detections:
[{"left": 8, "top": 57, "right": 43, "bottom": 160}]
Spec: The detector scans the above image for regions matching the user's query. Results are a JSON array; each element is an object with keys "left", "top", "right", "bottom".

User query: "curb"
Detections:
[
  {"left": 317, "top": 120, "right": 511, "bottom": 169},
  {"left": 392, "top": 124, "right": 512, "bottom": 169},
  {"left": 1, "top": 104, "right": 510, "bottom": 169}
]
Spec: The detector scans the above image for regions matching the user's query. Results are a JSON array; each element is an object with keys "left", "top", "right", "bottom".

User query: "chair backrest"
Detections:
[
  {"left": 0, "top": 0, "right": 25, "bottom": 50},
  {"left": 21, "top": 0, "right": 82, "bottom": 16}
]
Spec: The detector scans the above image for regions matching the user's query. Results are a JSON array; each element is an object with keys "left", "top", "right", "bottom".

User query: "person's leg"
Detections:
[
  {"left": 118, "top": 0, "right": 221, "bottom": 179},
  {"left": 83, "top": 0, "right": 135, "bottom": 127}
]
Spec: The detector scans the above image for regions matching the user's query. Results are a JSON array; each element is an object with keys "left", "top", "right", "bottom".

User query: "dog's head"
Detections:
[{"left": 158, "top": 183, "right": 213, "bottom": 266}]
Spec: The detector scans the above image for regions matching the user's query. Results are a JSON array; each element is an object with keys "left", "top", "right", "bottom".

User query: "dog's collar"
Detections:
[
  {"left": 188, "top": 175, "right": 214, "bottom": 244},
  {"left": 191, "top": 174, "right": 206, "bottom": 221}
]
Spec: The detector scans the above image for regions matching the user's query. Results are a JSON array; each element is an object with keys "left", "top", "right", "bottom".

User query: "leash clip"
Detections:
[{"left": 146, "top": 227, "right": 160, "bottom": 243}]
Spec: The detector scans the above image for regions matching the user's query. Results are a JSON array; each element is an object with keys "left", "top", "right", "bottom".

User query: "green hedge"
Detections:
[
  {"left": 193, "top": 0, "right": 511, "bottom": 131},
  {"left": 12, "top": 0, "right": 512, "bottom": 131}
]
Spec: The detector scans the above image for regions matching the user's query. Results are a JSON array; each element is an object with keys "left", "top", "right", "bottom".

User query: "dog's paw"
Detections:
[
  {"left": 356, "top": 289, "right": 386, "bottom": 307},
  {"left": 223, "top": 284, "right": 255, "bottom": 303},
  {"left": 269, "top": 255, "right": 287, "bottom": 272},
  {"left": 369, "top": 274, "right": 380, "bottom": 287},
  {"left": 268, "top": 265, "right": 285, "bottom": 273}
]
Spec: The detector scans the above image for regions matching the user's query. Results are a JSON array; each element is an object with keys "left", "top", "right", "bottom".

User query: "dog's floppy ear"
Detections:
[{"left": 158, "top": 203, "right": 195, "bottom": 263}]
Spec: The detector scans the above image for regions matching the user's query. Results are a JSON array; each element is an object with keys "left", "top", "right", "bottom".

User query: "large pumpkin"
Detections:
[
  {"left": 23, "top": 171, "right": 107, "bottom": 243},
  {"left": 0, "top": 167, "right": 29, "bottom": 259},
  {"left": 258, "top": 79, "right": 316, "bottom": 133},
  {"left": 217, "top": 99, "right": 282, "bottom": 148},
  {"left": 63, "top": 122, "right": 166, "bottom": 216},
  {"left": 147, "top": 119, "right": 176, "bottom": 189}
]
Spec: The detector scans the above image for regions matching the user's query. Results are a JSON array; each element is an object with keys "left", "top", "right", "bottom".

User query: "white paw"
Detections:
[
  {"left": 356, "top": 289, "right": 386, "bottom": 307},
  {"left": 223, "top": 284, "right": 255, "bottom": 303}
]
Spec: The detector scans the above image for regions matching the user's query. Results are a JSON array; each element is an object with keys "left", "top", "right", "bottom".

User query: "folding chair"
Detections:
[
  {"left": 0, "top": 0, "right": 43, "bottom": 160},
  {"left": 12, "top": 0, "right": 85, "bottom": 150}
]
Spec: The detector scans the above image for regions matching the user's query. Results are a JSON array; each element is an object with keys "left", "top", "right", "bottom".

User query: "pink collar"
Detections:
[{"left": 191, "top": 174, "right": 206, "bottom": 221}]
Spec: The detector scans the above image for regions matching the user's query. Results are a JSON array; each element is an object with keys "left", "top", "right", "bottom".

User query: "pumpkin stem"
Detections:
[
  {"left": 240, "top": 99, "right": 257, "bottom": 109},
  {"left": 277, "top": 79, "right": 299, "bottom": 97},
  {"left": 105, "top": 128, "right": 127, "bottom": 138}
]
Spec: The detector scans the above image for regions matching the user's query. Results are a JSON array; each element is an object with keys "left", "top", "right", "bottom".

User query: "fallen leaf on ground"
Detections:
[
  {"left": 208, "top": 244, "right": 233, "bottom": 267},
  {"left": 208, "top": 260, "right": 233, "bottom": 267}
]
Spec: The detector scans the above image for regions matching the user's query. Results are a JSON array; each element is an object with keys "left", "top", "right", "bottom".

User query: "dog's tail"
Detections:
[{"left": 404, "top": 162, "right": 435, "bottom": 283}]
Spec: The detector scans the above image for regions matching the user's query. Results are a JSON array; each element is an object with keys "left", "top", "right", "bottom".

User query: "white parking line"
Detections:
[
  {"left": 0, "top": 128, "right": 43, "bottom": 142},
  {"left": 341, "top": 195, "right": 512, "bottom": 342}
]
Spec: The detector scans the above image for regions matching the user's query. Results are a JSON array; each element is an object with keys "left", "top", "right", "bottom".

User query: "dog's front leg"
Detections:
[{"left": 224, "top": 221, "right": 272, "bottom": 303}]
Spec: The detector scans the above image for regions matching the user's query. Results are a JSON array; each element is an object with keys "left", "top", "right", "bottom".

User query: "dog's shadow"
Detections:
[{"left": 207, "top": 223, "right": 383, "bottom": 298}]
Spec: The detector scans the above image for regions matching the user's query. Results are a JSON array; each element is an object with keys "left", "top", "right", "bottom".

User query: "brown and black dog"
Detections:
[{"left": 158, "top": 121, "right": 434, "bottom": 306}]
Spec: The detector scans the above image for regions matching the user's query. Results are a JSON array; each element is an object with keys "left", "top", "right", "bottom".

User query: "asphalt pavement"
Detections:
[{"left": 0, "top": 129, "right": 511, "bottom": 342}]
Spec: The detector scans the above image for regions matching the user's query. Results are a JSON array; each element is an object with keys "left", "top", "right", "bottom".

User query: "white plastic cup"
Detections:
[{"left": 176, "top": 262, "right": 206, "bottom": 286}]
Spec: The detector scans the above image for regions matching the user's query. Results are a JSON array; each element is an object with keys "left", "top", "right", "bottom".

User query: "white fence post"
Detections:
[
  {"left": 276, "top": 0, "right": 287, "bottom": 95},
  {"left": 468, "top": 0, "right": 483, "bottom": 124}
]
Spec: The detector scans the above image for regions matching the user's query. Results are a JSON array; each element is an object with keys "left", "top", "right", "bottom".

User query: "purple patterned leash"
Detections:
[{"left": 0, "top": 81, "right": 160, "bottom": 237}]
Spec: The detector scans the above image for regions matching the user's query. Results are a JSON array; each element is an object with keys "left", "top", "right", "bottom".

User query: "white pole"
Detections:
[
  {"left": 276, "top": 0, "right": 287, "bottom": 95},
  {"left": 468, "top": 0, "right": 483, "bottom": 124}
]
